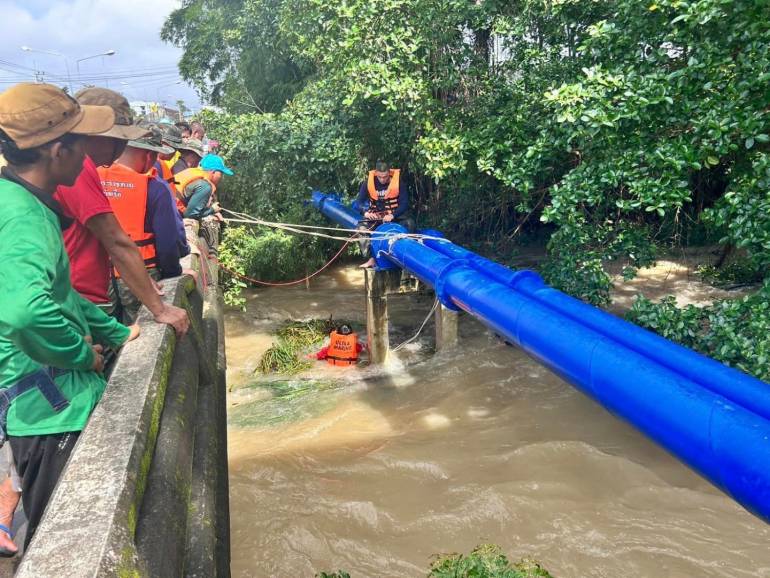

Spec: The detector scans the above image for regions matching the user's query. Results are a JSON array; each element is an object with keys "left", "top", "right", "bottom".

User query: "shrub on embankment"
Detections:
[
  {"left": 167, "top": 0, "right": 769, "bottom": 380},
  {"left": 627, "top": 280, "right": 770, "bottom": 382}
]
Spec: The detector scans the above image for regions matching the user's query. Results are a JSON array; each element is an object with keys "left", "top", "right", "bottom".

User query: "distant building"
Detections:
[{"left": 129, "top": 100, "right": 185, "bottom": 123}]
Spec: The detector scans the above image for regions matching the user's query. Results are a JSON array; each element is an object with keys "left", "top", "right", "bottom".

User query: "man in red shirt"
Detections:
[{"left": 54, "top": 88, "right": 189, "bottom": 335}]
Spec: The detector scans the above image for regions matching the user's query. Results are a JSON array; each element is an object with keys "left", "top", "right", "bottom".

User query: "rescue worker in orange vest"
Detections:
[
  {"left": 176, "top": 154, "right": 233, "bottom": 220},
  {"left": 98, "top": 126, "right": 188, "bottom": 323},
  {"left": 326, "top": 325, "right": 360, "bottom": 366},
  {"left": 176, "top": 154, "right": 233, "bottom": 256},
  {"left": 355, "top": 160, "right": 413, "bottom": 268}
]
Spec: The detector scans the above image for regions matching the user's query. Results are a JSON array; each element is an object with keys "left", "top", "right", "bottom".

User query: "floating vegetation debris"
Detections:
[
  {"left": 429, "top": 545, "right": 554, "bottom": 578},
  {"left": 258, "top": 317, "right": 355, "bottom": 375},
  {"left": 314, "top": 545, "right": 553, "bottom": 578},
  {"left": 229, "top": 378, "right": 344, "bottom": 428},
  {"left": 258, "top": 342, "right": 311, "bottom": 375}
]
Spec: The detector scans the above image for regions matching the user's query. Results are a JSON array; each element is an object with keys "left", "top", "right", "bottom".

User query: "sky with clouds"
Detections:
[{"left": 0, "top": 0, "right": 202, "bottom": 111}]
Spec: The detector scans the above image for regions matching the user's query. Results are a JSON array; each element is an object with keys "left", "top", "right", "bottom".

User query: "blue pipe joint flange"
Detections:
[
  {"left": 432, "top": 259, "right": 468, "bottom": 312},
  {"left": 371, "top": 223, "right": 405, "bottom": 270},
  {"left": 507, "top": 269, "right": 545, "bottom": 291}
]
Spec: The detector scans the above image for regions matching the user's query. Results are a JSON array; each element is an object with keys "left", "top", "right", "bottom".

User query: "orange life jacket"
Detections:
[
  {"left": 157, "top": 159, "right": 177, "bottom": 189},
  {"left": 326, "top": 331, "right": 359, "bottom": 366},
  {"left": 175, "top": 167, "right": 216, "bottom": 215},
  {"left": 367, "top": 169, "right": 401, "bottom": 216},
  {"left": 98, "top": 163, "right": 157, "bottom": 275}
]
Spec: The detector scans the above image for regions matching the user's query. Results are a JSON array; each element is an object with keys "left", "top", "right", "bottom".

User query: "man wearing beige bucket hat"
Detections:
[
  {"left": 54, "top": 88, "right": 189, "bottom": 336},
  {"left": 0, "top": 83, "right": 140, "bottom": 551}
]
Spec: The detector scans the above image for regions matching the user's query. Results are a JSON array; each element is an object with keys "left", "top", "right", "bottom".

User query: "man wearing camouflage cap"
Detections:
[
  {"left": 154, "top": 123, "right": 190, "bottom": 257},
  {"left": 171, "top": 137, "right": 205, "bottom": 175},
  {"left": 98, "top": 126, "right": 189, "bottom": 323},
  {"left": 55, "top": 88, "right": 189, "bottom": 335},
  {"left": 155, "top": 122, "right": 184, "bottom": 188}
]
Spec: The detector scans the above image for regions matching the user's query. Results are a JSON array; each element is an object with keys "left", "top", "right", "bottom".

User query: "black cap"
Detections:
[{"left": 337, "top": 324, "right": 353, "bottom": 335}]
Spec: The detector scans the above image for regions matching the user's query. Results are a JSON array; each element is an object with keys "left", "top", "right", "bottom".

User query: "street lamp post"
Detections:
[
  {"left": 20, "top": 46, "right": 72, "bottom": 92},
  {"left": 76, "top": 50, "right": 116, "bottom": 74}
]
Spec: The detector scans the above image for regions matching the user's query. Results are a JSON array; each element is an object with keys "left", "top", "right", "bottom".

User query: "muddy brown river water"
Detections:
[{"left": 226, "top": 264, "right": 770, "bottom": 578}]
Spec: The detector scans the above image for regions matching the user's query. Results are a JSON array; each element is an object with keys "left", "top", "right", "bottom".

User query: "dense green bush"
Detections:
[
  {"left": 218, "top": 226, "right": 327, "bottom": 307},
  {"left": 627, "top": 281, "right": 770, "bottom": 382}
]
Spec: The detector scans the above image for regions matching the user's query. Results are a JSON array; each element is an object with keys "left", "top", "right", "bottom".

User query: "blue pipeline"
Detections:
[
  {"left": 311, "top": 191, "right": 361, "bottom": 230},
  {"left": 416, "top": 230, "right": 770, "bottom": 424},
  {"left": 311, "top": 192, "right": 770, "bottom": 521}
]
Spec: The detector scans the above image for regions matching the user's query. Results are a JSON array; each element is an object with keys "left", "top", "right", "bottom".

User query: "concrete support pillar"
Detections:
[
  {"left": 365, "top": 269, "right": 390, "bottom": 364},
  {"left": 435, "top": 303, "right": 459, "bottom": 351}
]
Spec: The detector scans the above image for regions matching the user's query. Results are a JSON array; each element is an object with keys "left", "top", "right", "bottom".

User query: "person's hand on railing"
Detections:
[
  {"left": 153, "top": 303, "right": 190, "bottom": 338},
  {"left": 126, "top": 324, "right": 141, "bottom": 343},
  {"left": 182, "top": 268, "right": 199, "bottom": 284}
]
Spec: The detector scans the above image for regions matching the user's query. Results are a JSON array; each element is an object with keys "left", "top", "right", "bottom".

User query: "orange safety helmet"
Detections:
[{"left": 326, "top": 325, "right": 358, "bottom": 366}]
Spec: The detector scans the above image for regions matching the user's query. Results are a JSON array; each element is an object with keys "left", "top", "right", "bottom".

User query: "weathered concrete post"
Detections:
[
  {"left": 435, "top": 304, "right": 459, "bottom": 351},
  {"left": 365, "top": 269, "right": 390, "bottom": 364}
]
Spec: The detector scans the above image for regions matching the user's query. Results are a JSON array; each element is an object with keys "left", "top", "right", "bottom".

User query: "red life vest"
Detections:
[
  {"left": 367, "top": 169, "right": 400, "bottom": 216},
  {"left": 326, "top": 330, "right": 359, "bottom": 366},
  {"left": 98, "top": 163, "right": 157, "bottom": 275},
  {"left": 175, "top": 167, "right": 216, "bottom": 215}
]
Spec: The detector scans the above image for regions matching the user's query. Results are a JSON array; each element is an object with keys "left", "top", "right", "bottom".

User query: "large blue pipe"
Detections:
[
  {"left": 416, "top": 230, "right": 770, "bottom": 424},
  {"left": 311, "top": 192, "right": 770, "bottom": 521}
]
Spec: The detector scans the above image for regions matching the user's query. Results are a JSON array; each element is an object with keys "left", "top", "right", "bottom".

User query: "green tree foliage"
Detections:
[
  {"left": 165, "top": 0, "right": 770, "bottom": 378},
  {"left": 162, "top": 0, "right": 311, "bottom": 111}
]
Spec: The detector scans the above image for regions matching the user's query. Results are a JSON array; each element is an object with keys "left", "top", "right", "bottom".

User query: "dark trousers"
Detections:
[
  {"left": 10, "top": 431, "right": 80, "bottom": 550},
  {"left": 358, "top": 214, "right": 415, "bottom": 257}
]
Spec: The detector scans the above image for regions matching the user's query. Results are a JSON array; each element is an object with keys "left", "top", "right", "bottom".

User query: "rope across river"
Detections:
[{"left": 215, "top": 206, "right": 448, "bottom": 287}]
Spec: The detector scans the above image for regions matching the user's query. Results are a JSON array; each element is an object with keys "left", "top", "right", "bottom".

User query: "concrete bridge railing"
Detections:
[{"left": 15, "top": 222, "right": 230, "bottom": 578}]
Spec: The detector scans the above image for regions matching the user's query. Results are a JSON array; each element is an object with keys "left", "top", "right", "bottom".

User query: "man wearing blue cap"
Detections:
[
  {"left": 176, "top": 153, "right": 233, "bottom": 221},
  {"left": 175, "top": 154, "right": 234, "bottom": 255}
]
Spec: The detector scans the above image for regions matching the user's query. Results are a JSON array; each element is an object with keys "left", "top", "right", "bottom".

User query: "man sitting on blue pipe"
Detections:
[{"left": 355, "top": 160, "right": 414, "bottom": 268}]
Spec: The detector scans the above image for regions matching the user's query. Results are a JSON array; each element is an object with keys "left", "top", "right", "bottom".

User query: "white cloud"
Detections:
[{"left": 0, "top": 0, "right": 202, "bottom": 109}]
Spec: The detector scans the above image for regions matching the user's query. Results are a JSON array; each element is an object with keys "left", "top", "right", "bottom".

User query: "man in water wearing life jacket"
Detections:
[
  {"left": 0, "top": 83, "right": 140, "bottom": 551},
  {"left": 98, "top": 126, "right": 189, "bottom": 323},
  {"left": 355, "top": 160, "right": 413, "bottom": 268}
]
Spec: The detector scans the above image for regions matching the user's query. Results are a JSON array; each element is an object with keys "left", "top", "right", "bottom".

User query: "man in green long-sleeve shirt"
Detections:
[{"left": 0, "top": 83, "right": 140, "bottom": 550}]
